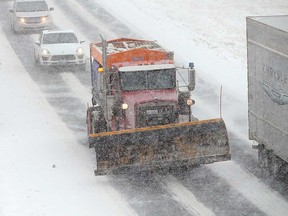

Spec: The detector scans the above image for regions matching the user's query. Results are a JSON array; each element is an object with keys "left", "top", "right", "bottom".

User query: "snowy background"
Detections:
[{"left": 1, "top": 0, "right": 288, "bottom": 215}]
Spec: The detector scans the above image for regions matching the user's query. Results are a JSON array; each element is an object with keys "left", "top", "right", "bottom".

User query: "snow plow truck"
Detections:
[{"left": 86, "top": 37, "right": 230, "bottom": 175}]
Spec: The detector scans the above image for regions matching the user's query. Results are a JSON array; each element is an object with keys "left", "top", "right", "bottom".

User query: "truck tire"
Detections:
[{"left": 90, "top": 107, "right": 107, "bottom": 134}]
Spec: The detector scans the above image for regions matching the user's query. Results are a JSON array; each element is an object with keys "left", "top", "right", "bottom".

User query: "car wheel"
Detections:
[
  {"left": 34, "top": 55, "right": 39, "bottom": 67},
  {"left": 34, "top": 55, "right": 47, "bottom": 71},
  {"left": 40, "top": 65, "right": 48, "bottom": 72},
  {"left": 10, "top": 22, "right": 15, "bottom": 32},
  {"left": 11, "top": 22, "right": 19, "bottom": 34}
]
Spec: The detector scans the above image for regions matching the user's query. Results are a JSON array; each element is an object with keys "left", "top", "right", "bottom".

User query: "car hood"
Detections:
[
  {"left": 41, "top": 43, "right": 83, "bottom": 55},
  {"left": 15, "top": 11, "right": 50, "bottom": 18}
]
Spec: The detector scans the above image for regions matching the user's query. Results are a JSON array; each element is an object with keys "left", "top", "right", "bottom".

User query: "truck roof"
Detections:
[
  {"left": 95, "top": 38, "right": 166, "bottom": 54},
  {"left": 90, "top": 38, "right": 174, "bottom": 67},
  {"left": 248, "top": 15, "right": 288, "bottom": 32}
]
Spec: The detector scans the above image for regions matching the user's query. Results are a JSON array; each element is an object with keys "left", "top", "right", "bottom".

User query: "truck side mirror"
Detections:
[{"left": 188, "top": 63, "right": 195, "bottom": 91}]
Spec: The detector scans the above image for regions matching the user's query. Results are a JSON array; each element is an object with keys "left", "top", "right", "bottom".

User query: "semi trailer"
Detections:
[{"left": 247, "top": 15, "right": 288, "bottom": 179}]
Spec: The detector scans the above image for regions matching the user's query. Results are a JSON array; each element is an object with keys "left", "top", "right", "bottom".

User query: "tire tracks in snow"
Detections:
[
  {"left": 0, "top": 23, "right": 137, "bottom": 215},
  {"left": 208, "top": 161, "right": 288, "bottom": 216},
  {"left": 60, "top": 72, "right": 91, "bottom": 106},
  {"left": 46, "top": 0, "right": 117, "bottom": 40}
]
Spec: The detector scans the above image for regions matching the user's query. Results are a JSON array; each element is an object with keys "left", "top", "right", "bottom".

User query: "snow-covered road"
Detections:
[{"left": 1, "top": 0, "right": 288, "bottom": 215}]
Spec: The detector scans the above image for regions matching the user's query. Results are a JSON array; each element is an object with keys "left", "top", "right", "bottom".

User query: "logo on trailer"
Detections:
[
  {"left": 261, "top": 64, "right": 288, "bottom": 105},
  {"left": 260, "top": 81, "right": 288, "bottom": 105}
]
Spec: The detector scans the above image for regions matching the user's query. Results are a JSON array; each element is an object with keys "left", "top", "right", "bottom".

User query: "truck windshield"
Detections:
[
  {"left": 119, "top": 68, "right": 176, "bottom": 91},
  {"left": 16, "top": 2, "right": 48, "bottom": 12}
]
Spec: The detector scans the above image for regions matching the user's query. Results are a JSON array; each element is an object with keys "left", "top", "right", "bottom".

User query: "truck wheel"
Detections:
[{"left": 91, "top": 107, "right": 107, "bottom": 134}]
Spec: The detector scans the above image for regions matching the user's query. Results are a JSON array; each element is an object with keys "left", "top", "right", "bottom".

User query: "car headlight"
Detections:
[
  {"left": 41, "top": 16, "right": 48, "bottom": 22},
  {"left": 76, "top": 47, "right": 84, "bottom": 55},
  {"left": 18, "top": 17, "right": 25, "bottom": 23},
  {"left": 41, "top": 48, "right": 50, "bottom": 56}
]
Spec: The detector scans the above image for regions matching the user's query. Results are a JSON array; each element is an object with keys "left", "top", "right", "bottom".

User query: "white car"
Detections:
[
  {"left": 34, "top": 29, "right": 86, "bottom": 70},
  {"left": 9, "top": 0, "right": 54, "bottom": 33}
]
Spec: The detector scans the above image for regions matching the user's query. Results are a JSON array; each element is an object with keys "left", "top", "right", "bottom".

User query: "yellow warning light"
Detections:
[{"left": 98, "top": 67, "right": 104, "bottom": 73}]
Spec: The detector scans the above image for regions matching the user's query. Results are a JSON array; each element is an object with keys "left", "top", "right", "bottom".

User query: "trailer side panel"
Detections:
[{"left": 247, "top": 16, "right": 288, "bottom": 162}]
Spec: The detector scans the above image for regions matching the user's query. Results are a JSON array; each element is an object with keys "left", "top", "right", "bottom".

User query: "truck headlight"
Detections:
[
  {"left": 186, "top": 99, "right": 195, "bottom": 106},
  {"left": 121, "top": 103, "right": 129, "bottom": 110},
  {"left": 41, "top": 48, "right": 50, "bottom": 56}
]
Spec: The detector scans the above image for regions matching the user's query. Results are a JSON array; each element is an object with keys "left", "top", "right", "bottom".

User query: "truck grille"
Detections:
[
  {"left": 137, "top": 104, "right": 176, "bottom": 127},
  {"left": 51, "top": 55, "right": 76, "bottom": 61}
]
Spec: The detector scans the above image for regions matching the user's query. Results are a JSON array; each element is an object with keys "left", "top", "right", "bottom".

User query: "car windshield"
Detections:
[
  {"left": 42, "top": 33, "right": 79, "bottom": 44},
  {"left": 15, "top": 1, "right": 48, "bottom": 12},
  {"left": 119, "top": 68, "right": 176, "bottom": 91}
]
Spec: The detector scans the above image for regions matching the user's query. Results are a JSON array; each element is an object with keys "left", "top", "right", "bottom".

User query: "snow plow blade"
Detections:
[{"left": 89, "top": 118, "right": 230, "bottom": 175}]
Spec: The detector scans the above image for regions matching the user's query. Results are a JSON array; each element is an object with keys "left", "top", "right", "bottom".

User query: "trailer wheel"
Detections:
[
  {"left": 258, "top": 144, "right": 288, "bottom": 181},
  {"left": 277, "top": 163, "right": 288, "bottom": 182},
  {"left": 258, "top": 144, "right": 271, "bottom": 178}
]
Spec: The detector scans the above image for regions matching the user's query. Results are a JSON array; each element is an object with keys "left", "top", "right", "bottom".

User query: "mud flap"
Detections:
[{"left": 89, "top": 118, "right": 230, "bottom": 175}]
